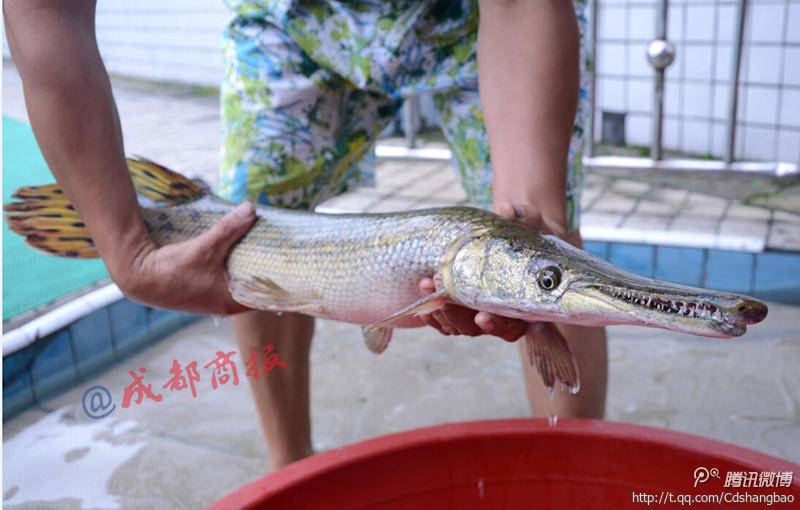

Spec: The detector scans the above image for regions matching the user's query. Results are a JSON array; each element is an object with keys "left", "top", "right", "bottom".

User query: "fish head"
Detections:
[
  {"left": 445, "top": 226, "right": 578, "bottom": 317},
  {"left": 446, "top": 226, "right": 767, "bottom": 338}
]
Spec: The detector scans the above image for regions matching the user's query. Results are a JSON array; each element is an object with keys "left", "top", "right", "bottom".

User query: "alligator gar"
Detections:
[{"left": 5, "top": 159, "right": 768, "bottom": 391}]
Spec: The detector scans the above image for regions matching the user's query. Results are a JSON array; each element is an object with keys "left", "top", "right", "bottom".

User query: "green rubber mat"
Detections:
[{"left": 3, "top": 116, "right": 108, "bottom": 322}]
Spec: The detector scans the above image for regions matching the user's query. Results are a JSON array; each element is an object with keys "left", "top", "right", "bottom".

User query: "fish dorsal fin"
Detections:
[
  {"left": 364, "top": 289, "right": 450, "bottom": 332},
  {"left": 362, "top": 326, "right": 393, "bottom": 354},
  {"left": 127, "top": 158, "right": 207, "bottom": 205},
  {"left": 4, "top": 184, "right": 98, "bottom": 258},
  {"left": 524, "top": 322, "right": 580, "bottom": 392},
  {"left": 229, "top": 275, "right": 324, "bottom": 314}
]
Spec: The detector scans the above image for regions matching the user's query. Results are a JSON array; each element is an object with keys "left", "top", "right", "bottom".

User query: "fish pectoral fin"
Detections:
[
  {"left": 229, "top": 276, "right": 324, "bottom": 314},
  {"left": 525, "top": 322, "right": 580, "bottom": 393},
  {"left": 362, "top": 326, "right": 393, "bottom": 354},
  {"left": 364, "top": 289, "right": 450, "bottom": 332}
]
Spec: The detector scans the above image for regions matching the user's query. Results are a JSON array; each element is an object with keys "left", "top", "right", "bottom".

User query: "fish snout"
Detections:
[{"left": 732, "top": 299, "right": 768, "bottom": 325}]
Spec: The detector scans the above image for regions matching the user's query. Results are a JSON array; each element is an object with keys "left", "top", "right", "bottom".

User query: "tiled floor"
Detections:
[
  {"left": 321, "top": 155, "right": 800, "bottom": 257},
  {"left": 3, "top": 61, "right": 800, "bottom": 508}
]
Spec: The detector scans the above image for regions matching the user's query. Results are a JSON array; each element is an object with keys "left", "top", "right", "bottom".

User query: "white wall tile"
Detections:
[
  {"left": 664, "top": 79, "right": 682, "bottom": 115},
  {"left": 628, "top": 43, "right": 652, "bottom": 77},
  {"left": 629, "top": 6, "right": 656, "bottom": 41},
  {"left": 683, "top": 119, "right": 711, "bottom": 155},
  {"left": 784, "top": 48, "right": 800, "bottom": 85},
  {"left": 715, "top": 44, "right": 733, "bottom": 82},
  {"left": 663, "top": 117, "right": 681, "bottom": 149},
  {"left": 594, "top": 110, "right": 604, "bottom": 144},
  {"left": 788, "top": 4, "right": 800, "bottom": 44},
  {"left": 746, "top": 3, "right": 786, "bottom": 43},
  {"left": 777, "top": 129, "right": 800, "bottom": 163},
  {"left": 746, "top": 45, "right": 782, "bottom": 84},
  {"left": 739, "top": 44, "right": 751, "bottom": 86},
  {"left": 716, "top": 4, "right": 737, "bottom": 44},
  {"left": 735, "top": 120, "right": 748, "bottom": 159},
  {"left": 626, "top": 113, "right": 652, "bottom": 147},
  {"left": 628, "top": 79, "right": 653, "bottom": 113},
  {"left": 88, "top": 0, "right": 230, "bottom": 86},
  {"left": 667, "top": 5, "right": 684, "bottom": 41},
  {"left": 743, "top": 126, "right": 777, "bottom": 160},
  {"left": 683, "top": 83, "right": 711, "bottom": 119},
  {"left": 599, "top": 6, "right": 627, "bottom": 40},
  {"left": 684, "top": 44, "right": 714, "bottom": 81},
  {"left": 599, "top": 43, "right": 627, "bottom": 75},
  {"left": 736, "top": 84, "right": 748, "bottom": 123},
  {"left": 744, "top": 86, "right": 779, "bottom": 124},
  {"left": 713, "top": 84, "right": 730, "bottom": 120},
  {"left": 686, "top": 5, "right": 715, "bottom": 42},
  {"left": 711, "top": 121, "right": 728, "bottom": 158},
  {"left": 599, "top": 77, "right": 627, "bottom": 111},
  {"left": 780, "top": 89, "right": 800, "bottom": 128}
]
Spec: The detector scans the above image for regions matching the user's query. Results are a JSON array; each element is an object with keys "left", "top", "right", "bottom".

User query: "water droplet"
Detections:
[
  {"left": 212, "top": 315, "right": 223, "bottom": 327},
  {"left": 275, "top": 311, "right": 283, "bottom": 317},
  {"left": 477, "top": 478, "right": 484, "bottom": 500},
  {"left": 547, "top": 388, "right": 558, "bottom": 427}
]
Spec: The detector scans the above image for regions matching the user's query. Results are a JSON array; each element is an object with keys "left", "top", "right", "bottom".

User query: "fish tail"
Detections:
[
  {"left": 4, "top": 183, "right": 98, "bottom": 258},
  {"left": 4, "top": 158, "right": 205, "bottom": 258}
]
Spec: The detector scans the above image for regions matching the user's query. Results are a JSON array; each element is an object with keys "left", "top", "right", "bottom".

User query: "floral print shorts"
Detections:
[{"left": 219, "top": 0, "right": 589, "bottom": 230}]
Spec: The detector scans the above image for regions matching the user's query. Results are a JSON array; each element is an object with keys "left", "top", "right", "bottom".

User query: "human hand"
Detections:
[
  {"left": 416, "top": 201, "right": 559, "bottom": 341},
  {"left": 117, "top": 202, "right": 257, "bottom": 315}
]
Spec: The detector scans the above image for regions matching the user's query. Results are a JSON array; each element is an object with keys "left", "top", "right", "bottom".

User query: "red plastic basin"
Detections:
[{"left": 211, "top": 419, "right": 799, "bottom": 509}]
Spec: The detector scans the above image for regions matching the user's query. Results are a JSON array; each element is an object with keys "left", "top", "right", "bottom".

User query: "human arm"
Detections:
[
  {"left": 4, "top": 0, "right": 256, "bottom": 314},
  {"left": 418, "top": 0, "right": 581, "bottom": 340},
  {"left": 478, "top": 0, "right": 579, "bottom": 236}
]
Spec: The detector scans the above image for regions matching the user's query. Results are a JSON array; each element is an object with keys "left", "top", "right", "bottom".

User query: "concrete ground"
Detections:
[
  {"left": 5, "top": 306, "right": 800, "bottom": 509},
  {"left": 3, "top": 61, "right": 800, "bottom": 509}
]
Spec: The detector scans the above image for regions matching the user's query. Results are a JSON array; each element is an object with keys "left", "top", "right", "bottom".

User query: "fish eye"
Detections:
[{"left": 537, "top": 266, "right": 561, "bottom": 291}]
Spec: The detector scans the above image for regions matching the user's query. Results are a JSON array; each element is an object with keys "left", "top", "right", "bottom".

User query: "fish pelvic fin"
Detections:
[
  {"left": 362, "top": 326, "right": 393, "bottom": 354},
  {"left": 364, "top": 289, "right": 450, "bottom": 332},
  {"left": 229, "top": 275, "right": 324, "bottom": 315},
  {"left": 127, "top": 157, "right": 207, "bottom": 205},
  {"left": 525, "top": 322, "right": 580, "bottom": 393},
  {"left": 4, "top": 184, "right": 98, "bottom": 258}
]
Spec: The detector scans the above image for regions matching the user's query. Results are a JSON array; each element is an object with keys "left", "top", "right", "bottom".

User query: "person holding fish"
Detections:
[{"left": 5, "top": 0, "right": 607, "bottom": 470}]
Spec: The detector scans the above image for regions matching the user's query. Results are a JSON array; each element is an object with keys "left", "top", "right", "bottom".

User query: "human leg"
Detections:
[
  {"left": 220, "top": 15, "right": 400, "bottom": 468},
  {"left": 233, "top": 311, "right": 315, "bottom": 470}
]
